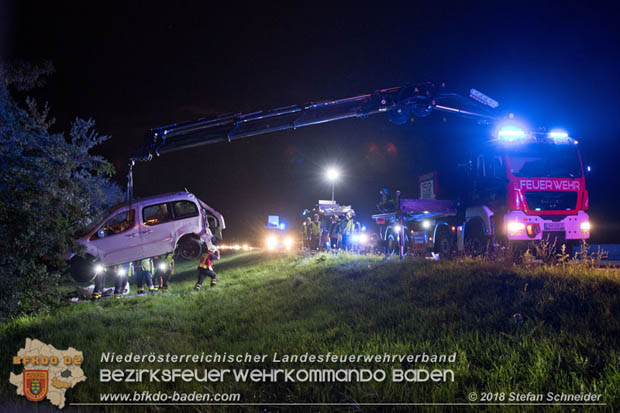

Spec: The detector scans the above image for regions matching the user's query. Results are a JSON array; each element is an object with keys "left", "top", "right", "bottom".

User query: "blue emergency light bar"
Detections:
[
  {"left": 497, "top": 125, "right": 527, "bottom": 141},
  {"left": 496, "top": 125, "right": 577, "bottom": 145}
]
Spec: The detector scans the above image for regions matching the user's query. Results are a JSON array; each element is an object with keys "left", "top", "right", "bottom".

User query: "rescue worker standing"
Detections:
[
  {"left": 92, "top": 268, "right": 107, "bottom": 300},
  {"left": 195, "top": 246, "right": 220, "bottom": 290},
  {"left": 329, "top": 215, "right": 341, "bottom": 251},
  {"left": 114, "top": 262, "right": 132, "bottom": 298},
  {"left": 341, "top": 212, "right": 356, "bottom": 250},
  {"left": 135, "top": 257, "right": 155, "bottom": 295},
  {"left": 153, "top": 253, "right": 174, "bottom": 292},
  {"left": 310, "top": 214, "right": 322, "bottom": 251},
  {"left": 302, "top": 217, "right": 312, "bottom": 250}
]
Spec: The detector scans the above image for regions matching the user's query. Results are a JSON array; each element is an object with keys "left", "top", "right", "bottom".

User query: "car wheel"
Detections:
[
  {"left": 176, "top": 238, "right": 202, "bottom": 260},
  {"left": 69, "top": 255, "right": 97, "bottom": 283}
]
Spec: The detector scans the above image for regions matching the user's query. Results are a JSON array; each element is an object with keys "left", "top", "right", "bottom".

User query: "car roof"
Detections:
[{"left": 109, "top": 191, "right": 197, "bottom": 211}]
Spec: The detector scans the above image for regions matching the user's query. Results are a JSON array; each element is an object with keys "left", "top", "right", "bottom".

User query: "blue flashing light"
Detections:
[
  {"left": 361, "top": 225, "right": 367, "bottom": 232},
  {"left": 497, "top": 125, "right": 527, "bottom": 141},
  {"left": 279, "top": 223, "right": 286, "bottom": 230},
  {"left": 587, "top": 166, "right": 592, "bottom": 172},
  {"left": 548, "top": 130, "right": 568, "bottom": 139},
  {"left": 548, "top": 129, "right": 573, "bottom": 144}
]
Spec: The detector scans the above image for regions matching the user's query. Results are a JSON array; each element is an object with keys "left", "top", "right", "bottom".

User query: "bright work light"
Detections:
[
  {"left": 325, "top": 167, "right": 340, "bottom": 201},
  {"left": 325, "top": 167, "right": 340, "bottom": 182}
]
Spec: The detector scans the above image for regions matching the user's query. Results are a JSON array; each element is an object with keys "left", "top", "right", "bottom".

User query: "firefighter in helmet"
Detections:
[{"left": 195, "top": 245, "right": 220, "bottom": 289}]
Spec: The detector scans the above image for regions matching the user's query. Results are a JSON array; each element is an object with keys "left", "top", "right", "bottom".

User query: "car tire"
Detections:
[
  {"left": 69, "top": 255, "right": 97, "bottom": 283},
  {"left": 176, "top": 237, "right": 202, "bottom": 260}
]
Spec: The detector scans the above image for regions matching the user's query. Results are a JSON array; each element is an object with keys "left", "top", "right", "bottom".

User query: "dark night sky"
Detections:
[{"left": 3, "top": 1, "right": 620, "bottom": 243}]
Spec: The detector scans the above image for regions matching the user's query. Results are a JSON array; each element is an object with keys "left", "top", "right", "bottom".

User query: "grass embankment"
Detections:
[{"left": 1, "top": 252, "right": 620, "bottom": 411}]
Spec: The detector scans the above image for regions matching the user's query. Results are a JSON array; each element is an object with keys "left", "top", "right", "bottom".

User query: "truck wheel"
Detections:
[
  {"left": 465, "top": 220, "right": 487, "bottom": 256},
  {"left": 434, "top": 227, "right": 454, "bottom": 258},
  {"left": 69, "top": 255, "right": 97, "bottom": 283},
  {"left": 387, "top": 234, "right": 398, "bottom": 255},
  {"left": 176, "top": 238, "right": 202, "bottom": 260}
]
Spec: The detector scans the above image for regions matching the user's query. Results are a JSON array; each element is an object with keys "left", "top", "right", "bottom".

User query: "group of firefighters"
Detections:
[
  {"left": 302, "top": 211, "right": 362, "bottom": 251},
  {"left": 91, "top": 245, "right": 220, "bottom": 300}
]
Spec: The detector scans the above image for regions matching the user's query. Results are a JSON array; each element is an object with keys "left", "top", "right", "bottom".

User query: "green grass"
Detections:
[{"left": 2, "top": 252, "right": 620, "bottom": 411}]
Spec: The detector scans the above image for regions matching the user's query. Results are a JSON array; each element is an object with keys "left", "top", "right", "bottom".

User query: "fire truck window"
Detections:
[
  {"left": 172, "top": 201, "right": 199, "bottom": 220},
  {"left": 94, "top": 209, "right": 135, "bottom": 239},
  {"left": 143, "top": 203, "right": 172, "bottom": 226},
  {"left": 489, "top": 157, "right": 505, "bottom": 179},
  {"left": 477, "top": 156, "right": 486, "bottom": 177}
]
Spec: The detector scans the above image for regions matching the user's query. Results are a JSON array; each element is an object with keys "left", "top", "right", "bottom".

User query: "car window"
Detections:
[
  {"left": 143, "top": 203, "right": 172, "bottom": 226},
  {"left": 172, "top": 200, "right": 199, "bottom": 220},
  {"left": 92, "top": 209, "right": 135, "bottom": 239},
  {"left": 207, "top": 215, "right": 219, "bottom": 229}
]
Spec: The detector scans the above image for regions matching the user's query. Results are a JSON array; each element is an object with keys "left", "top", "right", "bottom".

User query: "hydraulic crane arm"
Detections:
[
  {"left": 126, "top": 81, "right": 497, "bottom": 200},
  {"left": 132, "top": 81, "right": 496, "bottom": 162}
]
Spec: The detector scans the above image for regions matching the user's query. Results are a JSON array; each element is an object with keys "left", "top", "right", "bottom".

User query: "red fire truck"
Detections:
[{"left": 373, "top": 125, "right": 590, "bottom": 257}]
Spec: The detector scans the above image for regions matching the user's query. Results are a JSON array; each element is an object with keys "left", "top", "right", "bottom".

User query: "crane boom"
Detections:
[
  {"left": 132, "top": 81, "right": 495, "bottom": 161},
  {"left": 126, "top": 81, "right": 497, "bottom": 199}
]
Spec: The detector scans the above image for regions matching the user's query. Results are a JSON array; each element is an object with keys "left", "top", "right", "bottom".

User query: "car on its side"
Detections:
[{"left": 67, "top": 191, "right": 225, "bottom": 282}]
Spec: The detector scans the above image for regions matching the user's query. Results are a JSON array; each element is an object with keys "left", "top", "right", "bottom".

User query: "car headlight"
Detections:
[
  {"left": 94, "top": 264, "right": 105, "bottom": 274},
  {"left": 359, "top": 234, "right": 369, "bottom": 244},
  {"left": 580, "top": 221, "right": 591, "bottom": 232},
  {"left": 158, "top": 262, "right": 167, "bottom": 271},
  {"left": 393, "top": 224, "right": 402, "bottom": 233},
  {"left": 266, "top": 236, "right": 277, "bottom": 250}
]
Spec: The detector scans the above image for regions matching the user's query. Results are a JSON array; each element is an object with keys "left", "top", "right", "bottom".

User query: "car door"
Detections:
[
  {"left": 139, "top": 201, "right": 174, "bottom": 257},
  {"left": 88, "top": 207, "right": 142, "bottom": 265},
  {"left": 171, "top": 199, "right": 202, "bottom": 236}
]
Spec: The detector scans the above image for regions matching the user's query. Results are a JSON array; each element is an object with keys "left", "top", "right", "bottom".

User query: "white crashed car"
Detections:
[{"left": 68, "top": 191, "right": 225, "bottom": 282}]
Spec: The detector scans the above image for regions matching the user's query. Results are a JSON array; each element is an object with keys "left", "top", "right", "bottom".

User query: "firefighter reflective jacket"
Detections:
[
  {"left": 153, "top": 253, "right": 174, "bottom": 274},
  {"left": 134, "top": 258, "right": 153, "bottom": 273},
  {"left": 199, "top": 252, "right": 217, "bottom": 270},
  {"left": 311, "top": 221, "right": 322, "bottom": 236},
  {"left": 342, "top": 218, "right": 356, "bottom": 234}
]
